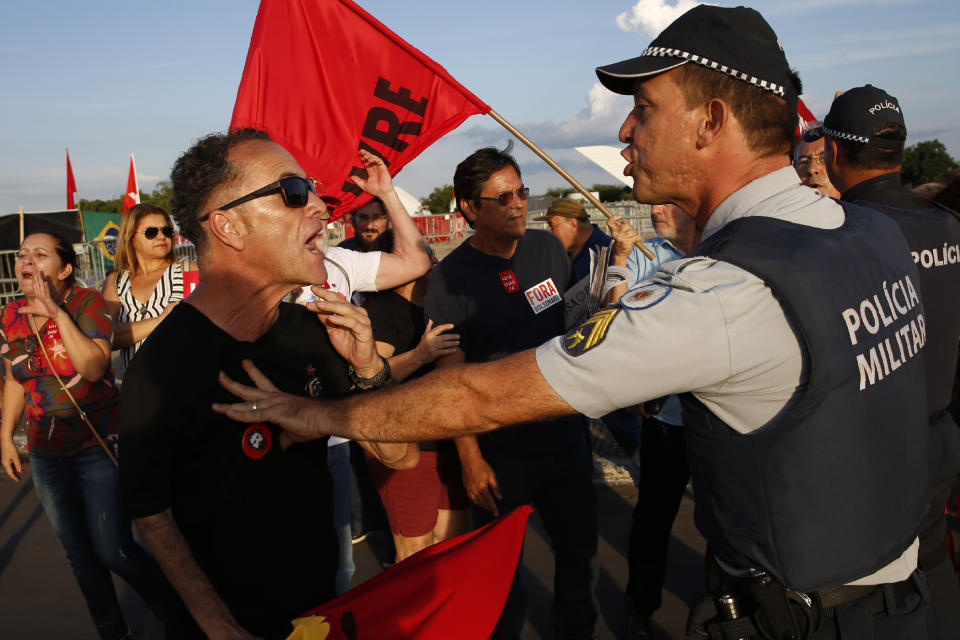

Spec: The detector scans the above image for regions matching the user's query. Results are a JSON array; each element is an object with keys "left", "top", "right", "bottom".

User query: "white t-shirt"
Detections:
[{"left": 295, "top": 246, "right": 382, "bottom": 446}]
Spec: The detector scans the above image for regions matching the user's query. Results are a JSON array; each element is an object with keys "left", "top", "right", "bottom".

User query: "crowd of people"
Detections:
[{"left": 1, "top": 3, "right": 959, "bottom": 640}]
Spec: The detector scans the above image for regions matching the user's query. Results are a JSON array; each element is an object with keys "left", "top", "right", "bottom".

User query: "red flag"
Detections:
[
  {"left": 794, "top": 97, "right": 817, "bottom": 143},
  {"left": 66, "top": 149, "right": 78, "bottom": 209},
  {"left": 287, "top": 505, "right": 532, "bottom": 640},
  {"left": 231, "top": 0, "right": 491, "bottom": 219},
  {"left": 123, "top": 155, "right": 140, "bottom": 212}
]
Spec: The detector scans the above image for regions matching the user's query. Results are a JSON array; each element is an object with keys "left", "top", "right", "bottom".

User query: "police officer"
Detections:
[
  {"left": 214, "top": 6, "right": 931, "bottom": 639},
  {"left": 808, "top": 85, "right": 960, "bottom": 638}
]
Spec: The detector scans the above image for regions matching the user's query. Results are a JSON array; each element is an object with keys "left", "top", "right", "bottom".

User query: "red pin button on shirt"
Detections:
[{"left": 241, "top": 424, "right": 272, "bottom": 460}]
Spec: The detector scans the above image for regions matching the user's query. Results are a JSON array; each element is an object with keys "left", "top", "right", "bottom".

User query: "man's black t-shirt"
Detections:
[
  {"left": 119, "top": 302, "right": 347, "bottom": 638},
  {"left": 424, "top": 230, "right": 584, "bottom": 455},
  {"left": 363, "top": 290, "right": 450, "bottom": 453}
]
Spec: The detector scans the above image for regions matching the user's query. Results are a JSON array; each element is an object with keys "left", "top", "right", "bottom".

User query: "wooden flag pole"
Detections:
[
  {"left": 487, "top": 109, "right": 655, "bottom": 261},
  {"left": 18, "top": 206, "right": 24, "bottom": 245}
]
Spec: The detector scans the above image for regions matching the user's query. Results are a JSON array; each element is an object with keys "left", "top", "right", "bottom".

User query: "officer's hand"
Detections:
[{"left": 461, "top": 454, "right": 502, "bottom": 516}]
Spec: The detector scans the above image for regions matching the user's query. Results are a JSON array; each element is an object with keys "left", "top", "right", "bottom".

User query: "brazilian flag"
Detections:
[{"left": 82, "top": 211, "right": 122, "bottom": 270}]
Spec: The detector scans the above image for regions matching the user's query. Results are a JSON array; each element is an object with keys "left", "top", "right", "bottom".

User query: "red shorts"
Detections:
[{"left": 365, "top": 449, "right": 469, "bottom": 537}]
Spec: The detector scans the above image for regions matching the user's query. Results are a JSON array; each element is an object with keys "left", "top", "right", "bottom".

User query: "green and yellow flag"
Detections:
[{"left": 82, "top": 210, "right": 122, "bottom": 270}]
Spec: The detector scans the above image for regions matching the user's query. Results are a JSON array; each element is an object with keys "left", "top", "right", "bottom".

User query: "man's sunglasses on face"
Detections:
[
  {"left": 477, "top": 187, "right": 530, "bottom": 207},
  {"left": 137, "top": 226, "right": 174, "bottom": 240},
  {"left": 199, "top": 176, "right": 341, "bottom": 221}
]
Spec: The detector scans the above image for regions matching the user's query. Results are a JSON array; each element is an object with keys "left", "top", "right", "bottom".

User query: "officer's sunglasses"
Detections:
[
  {"left": 477, "top": 187, "right": 530, "bottom": 207},
  {"left": 199, "top": 176, "right": 340, "bottom": 221},
  {"left": 137, "top": 226, "right": 174, "bottom": 240}
]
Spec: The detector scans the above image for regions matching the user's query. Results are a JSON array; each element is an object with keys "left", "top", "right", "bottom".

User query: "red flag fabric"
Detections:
[
  {"left": 66, "top": 149, "right": 78, "bottom": 210},
  {"left": 794, "top": 97, "right": 817, "bottom": 142},
  {"left": 123, "top": 155, "right": 140, "bottom": 212},
  {"left": 286, "top": 505, "right": 533, "bottom": 640},
  {"left": 231, "top": 0, "right": 491, "bottom": 219}
]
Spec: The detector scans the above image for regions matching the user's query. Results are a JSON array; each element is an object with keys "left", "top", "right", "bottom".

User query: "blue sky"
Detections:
[{"left": 1, "top": 0, "right": 957, "bottom": 213}]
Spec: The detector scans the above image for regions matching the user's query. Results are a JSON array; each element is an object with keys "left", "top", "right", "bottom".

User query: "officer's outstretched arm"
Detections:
[{"left": 214, "top": 349, "right": 574, "bottom": 443}]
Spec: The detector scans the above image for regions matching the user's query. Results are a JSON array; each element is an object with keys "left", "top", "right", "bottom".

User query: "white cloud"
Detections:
[
  {"left": 616, "top": 0, "right": 702, "bottom": 37},
  {"left": 464, "top": 83, "right": 633, "bottom": 149}
]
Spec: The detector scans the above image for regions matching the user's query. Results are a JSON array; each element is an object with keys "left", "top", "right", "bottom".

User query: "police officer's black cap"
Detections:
[
  {"left": 803, "top": 85, "right": 906, "bottom": 150},
  {"left": 595, "top": 5, "right": 797, "bottom": 115}
]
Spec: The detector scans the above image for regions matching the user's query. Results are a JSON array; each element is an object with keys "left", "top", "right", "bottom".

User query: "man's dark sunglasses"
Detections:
[
  {"left": 477, "top": 187, "right": 530, "bottom": 207},
  {"left": 138, "top": 226, "right": 174, "bottom": 240},
  {"left": 199, "top": 176, "right": 341, "bottom": 221}
]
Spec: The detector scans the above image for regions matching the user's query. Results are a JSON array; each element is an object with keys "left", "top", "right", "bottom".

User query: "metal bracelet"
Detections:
[{"left": 347, "top": 358, "right": 391, "bottom": 391}]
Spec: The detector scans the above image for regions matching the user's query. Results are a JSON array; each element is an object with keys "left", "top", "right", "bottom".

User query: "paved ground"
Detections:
[{"left": 0, "top": 421, "right": 708, "bottom": 639}]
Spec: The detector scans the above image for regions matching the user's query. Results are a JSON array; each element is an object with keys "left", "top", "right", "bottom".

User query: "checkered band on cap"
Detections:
[
  {"left": 641, "top": 46, "right": 786, "bottom": 97},
  {"left": 822, "top": 126, "right": 871, "bottom": 144}
]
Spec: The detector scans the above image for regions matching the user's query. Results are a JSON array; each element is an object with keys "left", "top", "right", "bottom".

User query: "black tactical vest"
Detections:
[
  {"left": 845, "top": 173, "right": 960, "bottom": 414},
  {"left": 681, "top": 203, "right": 928, "bottom": 591}
]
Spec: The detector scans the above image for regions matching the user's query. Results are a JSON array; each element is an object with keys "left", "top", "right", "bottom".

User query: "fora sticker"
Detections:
[
  {"left": 242, "top": 424, "right": 272, "bottom": 460},
  {"left": 562, "top": 308, "right": 621, "bottom": 357},
  {"left": 619, "top": 283, "right": 672, "bottom": 310},
  {"left": 524, "top": 278, "right": 562, "bottom": 314}
]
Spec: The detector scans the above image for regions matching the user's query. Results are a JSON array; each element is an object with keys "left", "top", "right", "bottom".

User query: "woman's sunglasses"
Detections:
[
  {"left": 138, "top": 226, "right": 174, "bottom": 240},
  {"left": 198, "top": 176, "right": 341, "bottom": 221}
]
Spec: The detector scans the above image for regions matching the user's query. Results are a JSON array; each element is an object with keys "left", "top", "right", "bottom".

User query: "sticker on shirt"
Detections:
[
  {"left": 619, "top": 282, "right": 673, "bottom": 310},
  {"left": 499, "top": 269, "right": 520, "bottom": 293},
  {"left": 241, "top": 424, "right": 272, "bottom": 460},
  {"left": 305, "top": 363, "right": 323, "bottom": 397},
  {"left": 562, "top": 308, "right": 621, "bottom": 357},
  {"left": 524, "top": 278, "right": 562, "bottom": 314}
]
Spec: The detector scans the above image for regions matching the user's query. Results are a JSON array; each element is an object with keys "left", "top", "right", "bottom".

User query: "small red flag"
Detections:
[
  {"left": 123, "top": 154, "right": 140, "bottom": 212},
  {"left": 795, "top": 97, "right": 817, "bottom": 143},
  {"left": 231, "top": 0, "right": 491, "bottom": 218},
  {"left": 287, "top": 505, "right": 533, "bottom": 640},
  {"left": 66, "top": 149, "right": 78, "bottom": 209}
]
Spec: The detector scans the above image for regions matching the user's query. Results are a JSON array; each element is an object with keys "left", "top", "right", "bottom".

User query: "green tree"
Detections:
[
  {"left": 77, "top": 196, "right": 123, "bottom": 213},
  {"left": 78, "top": 181, "right": 173, "bottom": 214},
  {"left": 544, "top": 186, "right": 575, "bottom": 198},
  {"left": 590, "top": 183, "right": 632, "bottom": 202},
  {"left": 420, "top": 184, "right": 454, "bottom": 214},
  {"left": 141, "top": 181, "right": 173, "bottom": 212},
  {"left": 901, "top": 139, "right": 958, "bottom": 187}
]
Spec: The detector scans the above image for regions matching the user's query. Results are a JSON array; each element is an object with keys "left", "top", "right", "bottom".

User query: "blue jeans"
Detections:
[
  {"left": 31, "top": 446, "right": 170, "bottom": 640},
  {"left": 327, "top": 442, "right": 355, "bottom": 594}
]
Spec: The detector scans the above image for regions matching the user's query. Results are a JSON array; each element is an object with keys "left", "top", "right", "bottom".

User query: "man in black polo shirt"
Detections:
[
  {"left": 424, "top": 146, "right": 598, "bottom": 640},
  {"left": 812, "top": 84, "right": 960, "bottom": 639},
  {"left": 119, "top": 129, "right": 416, "bottom": 639}
]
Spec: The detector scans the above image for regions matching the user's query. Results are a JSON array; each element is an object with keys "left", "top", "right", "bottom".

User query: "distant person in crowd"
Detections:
[
  {"left": 537, "top": 197, "right": 612, "bottom": 281},
  {"left": 362, "top": 242, "right": 468, "bottom": 562},
  {"left": 119, "top": 129, "right": 417, "bottom": 639},
  {"left": 811, "top": 84, "right": 960, "bottom": 639},
  {"left": 339, "top": 197, "right": 392, "bottom": 252},
  {"left": 295, "top": 161, "right": 430, "bottom": 304},
  {"left": 607, "top": 205, "right": 698, "bottom": 639},
  {"left": 0, "top": 231, "right": 170, "bottom": 640},
  {"left": 794, "top": 121, "right": 841, "bottom": 198},
  {"left": 295, "top": 153, "right": 430, "bottom": 591},
  {"left": 423, "top": 146, "right": 597, "bottom": 639},
  {"left": 102, "top": 204, "right": 196, "bottom": 380},
  {"left": 215, "top": 7, "right": 933, "bottom": 639}
]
